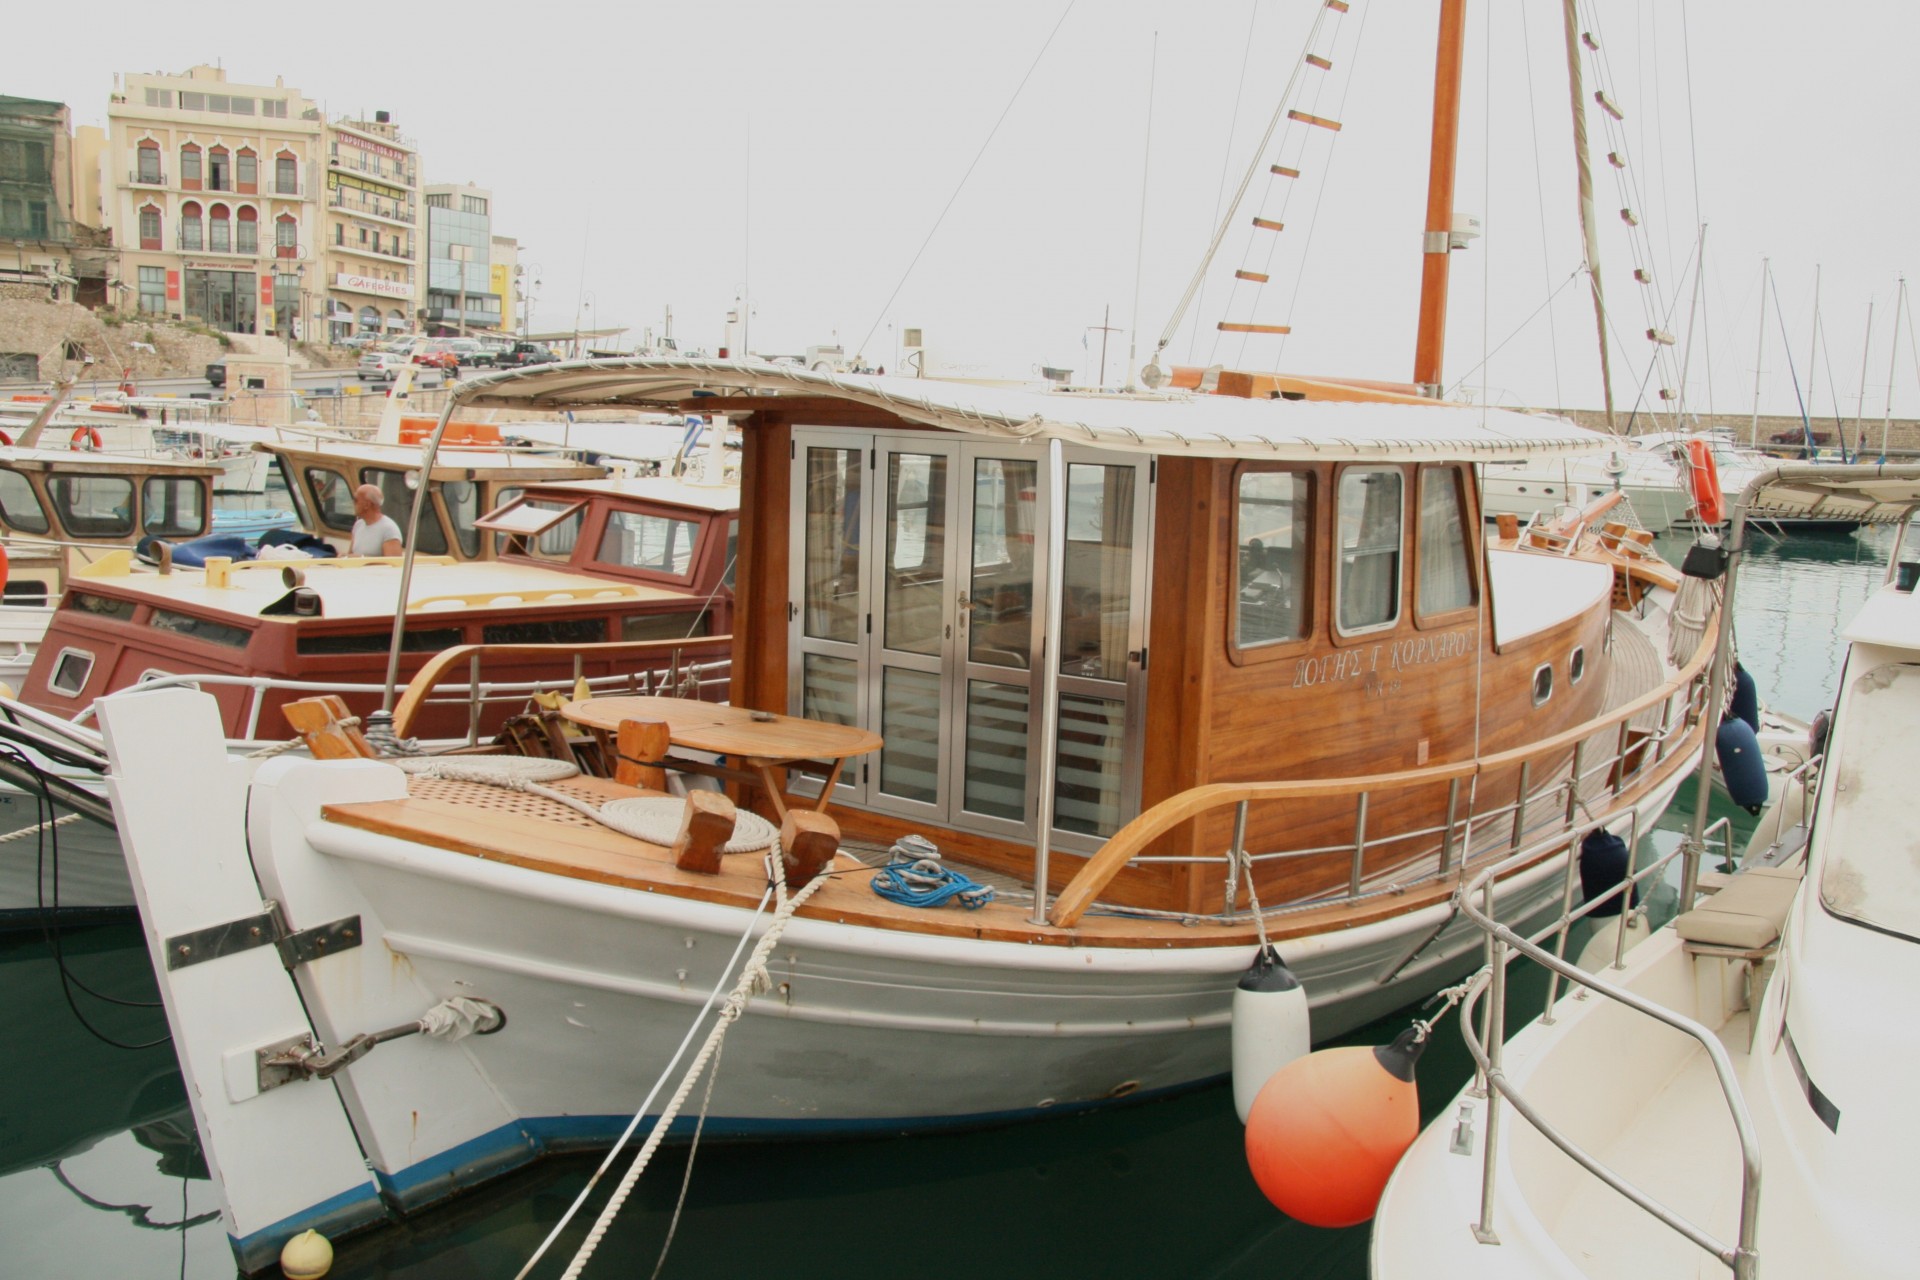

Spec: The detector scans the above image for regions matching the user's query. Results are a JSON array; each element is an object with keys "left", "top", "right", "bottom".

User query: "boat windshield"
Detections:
[{"left": 1818, "top": 660, "right": 1920, "bottom": 944}]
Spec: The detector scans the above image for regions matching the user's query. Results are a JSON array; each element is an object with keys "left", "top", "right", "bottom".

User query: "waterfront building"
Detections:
[
  {"left": 423, "top": 182, "right": 500, "bottom": 335},
  {"left": 320, "top": 111, "right": 420, "bottom": 342},
  {"left": 104, "top": 66, "right": 322, "bottom": 336},
  {"left": 489, "top": 233, "right": 518, "bottom": 334},
  {"left": 0, "top": 95, "right": 111, "bottom": 311}
]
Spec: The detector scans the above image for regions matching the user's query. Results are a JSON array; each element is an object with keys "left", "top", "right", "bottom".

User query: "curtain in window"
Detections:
[{"left": 1417, "top": 468, "right": 1474, "bottom": 614}]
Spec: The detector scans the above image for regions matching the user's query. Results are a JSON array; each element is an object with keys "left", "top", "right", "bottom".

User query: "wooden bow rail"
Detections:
[{"left": 1050, "top": 635, "right": 1717, "bottom": 928}]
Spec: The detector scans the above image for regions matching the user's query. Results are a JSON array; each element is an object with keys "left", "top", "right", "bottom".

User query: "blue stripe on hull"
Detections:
[{"left": 221, "top": 1072, "right": 1224, "bottom": 1273}]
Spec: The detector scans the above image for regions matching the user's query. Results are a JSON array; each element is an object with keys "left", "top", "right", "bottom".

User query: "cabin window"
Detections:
[
  {"left": 596, "top": 511, "right": 700, "bottom": 577},
  {"left": 802, "top": 447, "right": 864, "bottom": 645},
  {"left": 621, "top": 611, "right": 710, "bottom": 641},
  {"left": 1416, "top": 467, "right": 1475, "bottom": 617},
  {"left": 151, "top": 609, "right": 252, "bottom": 648},
  {"left": 68, "top": 592, "right": 136, "bottom": 620},
  {"left": 47, "top": 475, "right": 135, "bottom": 537},
  {"left": 142, "top": 476, "right": 206, "bottom": 537},
  {"left": 481, "top": 618, "right": 607, "bottom": 645},
  {"left": 48, "top": 648, "right": 94, "bottom": 698},
  {"left": 490, "top": 489, "right": 584, "bottom": 559},
  {"left": 1335, "top": 468, "right": 1403, "bottom": 635},
  {"left": 442, "top": 479, "right": 481, "bottom": 558},
  {"left": 1569, "top": 646, "right": 1587, "bottom": 685},
  {"left": 723, "top": 517, "right": 739, "bottom": 591},
  {"left": 1060, "top": 463, "right": 1136, "bottom": 680},
  {"left": 297, "top": 628, "right": 462, "bottom": 655},
  {"left": 0, "top": 468, "right": 50, "bottom": 534},
  {"left": 1532, "top": 662, "right": 1554, "bottom": 706},
  {"left": 305, "top": 468, "right": 356, "bottom": 531},
  {"left": 3, "top": 580, "right": 51, "bottom": 609},
  {"left": 1235, "top": 470, "right": 1311, "bottom": 649},
  {"left": 362, "top": 469, "right": 448, "bottom": 557}
]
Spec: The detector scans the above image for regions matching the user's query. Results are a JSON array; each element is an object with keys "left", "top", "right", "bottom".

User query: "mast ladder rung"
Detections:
[
  {"left": 1633, "top": 268, "right": 1652, "bottom": 284},
  {"left": 1595, "top": 91, "right": 1624, "bottom": 121},
  {"left": 1270, "top": 164, "right": 1301, "bottom": 178},
  {"left": 1326, "top": 0, "right": 1350, "bottom": 12},
  {"left": 1288, "top": 109, "right": 1343, "bottom": 132},
  {"left": 1251, "top": 217, "right": 1285, "bottom": 232},
  {"left": 1659, "top": 388, "right": 1679, "bottom": 401},
  {"left": 1646, "top": 329, "right": 1676, "bottom": 346},
  {"left": 1305, "top": 54, "right": 1333, "bottom": 70},
  {"left": 1582, "top": 31, "right": 1600, "bottom": 51},
  {"left": 1607, "top": 151, "right": 1626, "bottom": 169},
  {"left": 1619, "top": 208, "right": 1640, "bottom": 226},
  {"left": 1217, "top": 322, "right": 1292, "bottom": 335},
  {"left": 1234, "top": 270, "right": 1270, "bottom": 283}
]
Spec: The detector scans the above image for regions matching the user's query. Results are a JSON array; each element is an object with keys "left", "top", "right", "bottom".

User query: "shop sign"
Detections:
[{"left": 333, "top": 272, "right": 412, "bottom": 300}]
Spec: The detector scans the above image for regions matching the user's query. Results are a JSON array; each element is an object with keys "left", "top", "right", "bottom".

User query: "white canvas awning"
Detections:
[
  {"left": 449, "top": 357, "right": 1611, "bottom": 464},
  {"left": 1737, "top": 464, "right": 1920, "bottom": 526}
]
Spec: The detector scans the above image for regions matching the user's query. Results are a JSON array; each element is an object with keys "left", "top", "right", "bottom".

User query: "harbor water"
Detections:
[{"left": 0, "top": 523, "right": 1894, "bottom": 1278}]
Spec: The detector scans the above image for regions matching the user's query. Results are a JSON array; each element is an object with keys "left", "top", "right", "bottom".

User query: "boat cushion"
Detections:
[{"left": 1673, "top": 864, "right": 1804, "bottom": 950}]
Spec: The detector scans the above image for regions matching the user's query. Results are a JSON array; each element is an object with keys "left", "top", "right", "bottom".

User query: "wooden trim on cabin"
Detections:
[
  {"left": 732, "top": 412, "right": 792, "bottom": 716},
  {"left": 1140, "top": 457, "right": 1214, "bottom": 893},
  {"left": 1410, "top": 462, "right": 1482, "bottom": 632},
  {"left": 1223, "top": 461, "right": 1317, "bottom": 669}
]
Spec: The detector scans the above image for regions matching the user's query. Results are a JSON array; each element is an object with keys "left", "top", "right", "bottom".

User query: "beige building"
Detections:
[
  {"left": 1, "top": 96, "right": 112, "bottom": 309},
  {"left": 320, "top": 111, "right": 419, "bottom": 341},
  {"left": 105, "top": 65, "right": 322, "bottom": 336},
  {"left": 489, "top": 233, "right": 519, "bottom": 334}
]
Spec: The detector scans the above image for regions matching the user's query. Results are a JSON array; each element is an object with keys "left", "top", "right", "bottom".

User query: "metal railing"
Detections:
[
  {"left": 1050, "top": 633, "right": 1715, "bottom": 928},
  {"left": 70, "top": 652, "right": 732, "bottom": 750},
  {"left": 1445, "top": 814, "right": 1764, "bottom": 1276}
]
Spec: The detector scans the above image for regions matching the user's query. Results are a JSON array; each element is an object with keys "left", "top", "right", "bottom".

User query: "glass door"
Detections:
[{"left": 788, "top": 430, "right": 1152, "bottom": 845}]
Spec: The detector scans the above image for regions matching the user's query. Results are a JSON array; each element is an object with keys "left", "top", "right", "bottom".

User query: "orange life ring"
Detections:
[
  {"left": 71, "top": 426, "right": 103, "bottom": 452},
  {"left": 0, "top": 430, "right": 12, "bottom": 447},
  {"left": 1685, "top": 439, "right": 1724, "bottom": 524}
]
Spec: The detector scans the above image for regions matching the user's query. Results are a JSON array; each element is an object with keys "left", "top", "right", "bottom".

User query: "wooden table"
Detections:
[{"left": 561, "top": 696, "right": 883, "bottom": 819}]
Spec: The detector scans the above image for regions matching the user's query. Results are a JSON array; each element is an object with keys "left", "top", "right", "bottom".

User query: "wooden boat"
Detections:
[
  {"left": 77, "top": 10, "right": 1723, "bottom": 1268},
  {"left": 1373, "top": 464, "right": 1920, "bottom": 1280}
]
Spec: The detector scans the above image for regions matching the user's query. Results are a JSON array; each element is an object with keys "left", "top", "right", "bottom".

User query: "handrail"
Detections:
[
  {"left": 1049, "top": 622, "right": 1716, "bottom": 927},
  {"left": 391, "top": 634, "right": 732, "bottom": 737},
  {"left": 1454, "top": 845, "right": 1762, "bottom": 1277}
]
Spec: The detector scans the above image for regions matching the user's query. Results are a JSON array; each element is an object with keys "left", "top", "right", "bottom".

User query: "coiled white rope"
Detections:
[{"left": 555, "top": 865, "right": 831, "bottom": 1280}]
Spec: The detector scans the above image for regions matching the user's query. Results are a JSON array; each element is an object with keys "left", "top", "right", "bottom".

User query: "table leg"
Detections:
[
  {"left": 811, "top": 758, "right": 849, "bottom": 812},
  {"left": 752, "top": 762, "right": 791, "bottom": 822}
]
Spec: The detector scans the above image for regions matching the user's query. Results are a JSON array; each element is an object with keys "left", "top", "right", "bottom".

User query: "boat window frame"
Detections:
[
  {"left": 1331, "top": 463, "right": 1407, "bottom": 642},
  {"left": 46, "top": 473, "right": 137, "bottom": 539},
  {"left": 1225, "top": 462, "right": 1317, "bottom": 668},
  {"left": 0, "top": 466, "right": 51, "bottom": 535},
  {"left": 590, "top": 505, "right": 707, "bottom": 586},
  {"left": 47, "top": 647, "right": 95, "bottom": 698},
  {"left": 1569, "top": 645, "right": 1587, "bottom": 685},
  {"left": 1532, "top": 661, "right": 1554, "bottom": 706},
  {"left": 484, "top": 489, "right": 586, "bottom": 560},
  {"left": 141, "top": 475, "right": 210, "bottom": 539},
  {"left": 1411, "top": 463, "right": 1480, "bottom": 630},
  {"left": 359, "top": 466, "right": 449, "bottom": 557},
  {"left": 304, "top": 465, "right": 357, "bottom": 532}
]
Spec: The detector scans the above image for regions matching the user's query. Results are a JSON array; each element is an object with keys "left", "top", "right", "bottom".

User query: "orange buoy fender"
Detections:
[
  {"left": 1685, "top": 439, "right": 1724, "bottom": 524},
  {"left": 1244, "top": 1027, "right": 1426, "bottom": 1227},
  {"left": 71, "top": 425, "right": 103, "bottom": 452}
]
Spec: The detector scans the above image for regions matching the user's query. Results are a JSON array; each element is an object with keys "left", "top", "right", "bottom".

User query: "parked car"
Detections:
[
  {"left": 411, "top": 348, "right": 459, "bottom": 373},
  {"left": 444, "top": 338, "right": 494, "bottom": 368},
  {"left": 337, "top": 333, "right": 381, "bottom": 351},
  {"left": 494, "top": 341, "right": 560, "bottom": 368},
  {"left": 205, "top": 358, "right": 227, "bottom": 389},
  {"left": 357, "top": 352, "right": 406, "bottom": 382}
]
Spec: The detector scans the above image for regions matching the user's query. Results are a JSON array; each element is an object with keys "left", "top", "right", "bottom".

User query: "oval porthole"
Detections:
[
  {"left": 1569, "top": 646, "right": 1587, "bottom": 685},
  {"left": 1532, "top": 662, "right": 1554, "bottom": 706}
]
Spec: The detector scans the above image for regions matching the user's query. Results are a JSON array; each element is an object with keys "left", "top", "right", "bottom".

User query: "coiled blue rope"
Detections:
[{"left": 870, "top": 836, "right": 995, "bottom": 910}]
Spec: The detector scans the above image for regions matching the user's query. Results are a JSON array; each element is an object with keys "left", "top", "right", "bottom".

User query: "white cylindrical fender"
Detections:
[{"left": 1232, "top": 946, "right": 1311, "bottom": 1123}]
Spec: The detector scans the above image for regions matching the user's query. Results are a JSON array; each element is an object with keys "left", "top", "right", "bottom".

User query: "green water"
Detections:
[{"left": 0, "top": 524, "right": 1889, "bottom": 1278}]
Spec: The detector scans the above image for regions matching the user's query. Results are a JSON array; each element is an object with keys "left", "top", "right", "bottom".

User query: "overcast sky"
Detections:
[{"left": 13, "top": 1, "right": 1918, "bottom": 417}]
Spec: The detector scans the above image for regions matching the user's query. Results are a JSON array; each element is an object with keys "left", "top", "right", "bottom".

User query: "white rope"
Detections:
[
  {"left": 557, "top": 867, "right": 831, "bottom": 1280},
  {"left": 509, "top": 887, "right": 773, "bottom": 1280},
  {"left": 0, "top": 812, "right": 80, "bottom": 845}
]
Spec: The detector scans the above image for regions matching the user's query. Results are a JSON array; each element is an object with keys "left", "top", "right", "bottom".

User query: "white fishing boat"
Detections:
[{"left": 1372, "top": 463, "right": 1920, "bottom": 1280}]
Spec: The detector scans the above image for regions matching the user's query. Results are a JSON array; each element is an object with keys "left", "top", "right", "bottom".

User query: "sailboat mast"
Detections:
[
  {"left": 1852, "top": 299, "right": 1873, "bottom": 460},
  {"left": 1412, "top": 0, "right": 1468, "bottom": 396},
  {"left": 1560, "top": 0, "right": 1616, "bottom": 432},
  {"left": 1749, "top": 257, "right": 1769, "bottom": 446},
  {"left": 1883, "top": 275, "right": 1907, "bottom": 460}
]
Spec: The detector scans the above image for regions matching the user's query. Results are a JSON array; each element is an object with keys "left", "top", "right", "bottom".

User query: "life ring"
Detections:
[
  {"left": 71, "top": 426, "right": 103, "bottom": 452},
  {"left": 0, "top": 430, "right": 12, "bottom": 447},
  {"left": 1684, "top": 438, "right": 1724, "bottom": 524}
]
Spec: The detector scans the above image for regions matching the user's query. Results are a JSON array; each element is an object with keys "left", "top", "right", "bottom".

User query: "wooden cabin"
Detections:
[{"left": 448, "top": 362, "right": 1671, "bottom": 918}]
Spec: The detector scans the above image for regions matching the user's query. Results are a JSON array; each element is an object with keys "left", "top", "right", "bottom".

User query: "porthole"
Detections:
[
  {"left": 1569, "top": 646, "right": 1587, "bottom": 685},
  {"left": 1532, "top": 662, "right": 1554, "bottom": 706},
  {"left": 49, "top": 647, "right": 95, "bottom": 698}
]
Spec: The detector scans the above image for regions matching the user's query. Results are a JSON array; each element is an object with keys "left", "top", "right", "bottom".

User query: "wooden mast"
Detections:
[
  {"left": 1412, "top": 0, "right": 1469, "bottom": 397},
  {"left": 1561, "top": 0, "right": 1617, "bottom": 431}
]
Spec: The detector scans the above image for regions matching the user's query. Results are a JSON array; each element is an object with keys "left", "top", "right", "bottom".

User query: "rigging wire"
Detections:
[
  {"left": 1124, "top": 32, "right": 1159, "bottom": 390},
  {"left": 1517, "top": 1, "right": 1565, "bottom": 411},
  {"left": 854, "top": 0, "right": 1078, "bottom": 362},
  {"left": 1191, "top": 0, "right": 1265, "bottom": 367},
  {"left": 1480, "top": 0, "right": 1492, "bottom": 420},
  {"left": 1443, "top": 267, "right": 1583, "bottom": 401}
]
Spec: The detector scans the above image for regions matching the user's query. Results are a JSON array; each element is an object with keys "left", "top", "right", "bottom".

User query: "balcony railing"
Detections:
[
  {"left": 334, "top": 238, "right": 414, "bottom": 261},
  {"left": 129, "top": 167, "right": 167, "bottom": 186},
  {"left": 328, "top": 190, "right": 415, "bottom": 223},
  {"left": 176, "top": 231, "right": 262, "bottom": 256}
]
